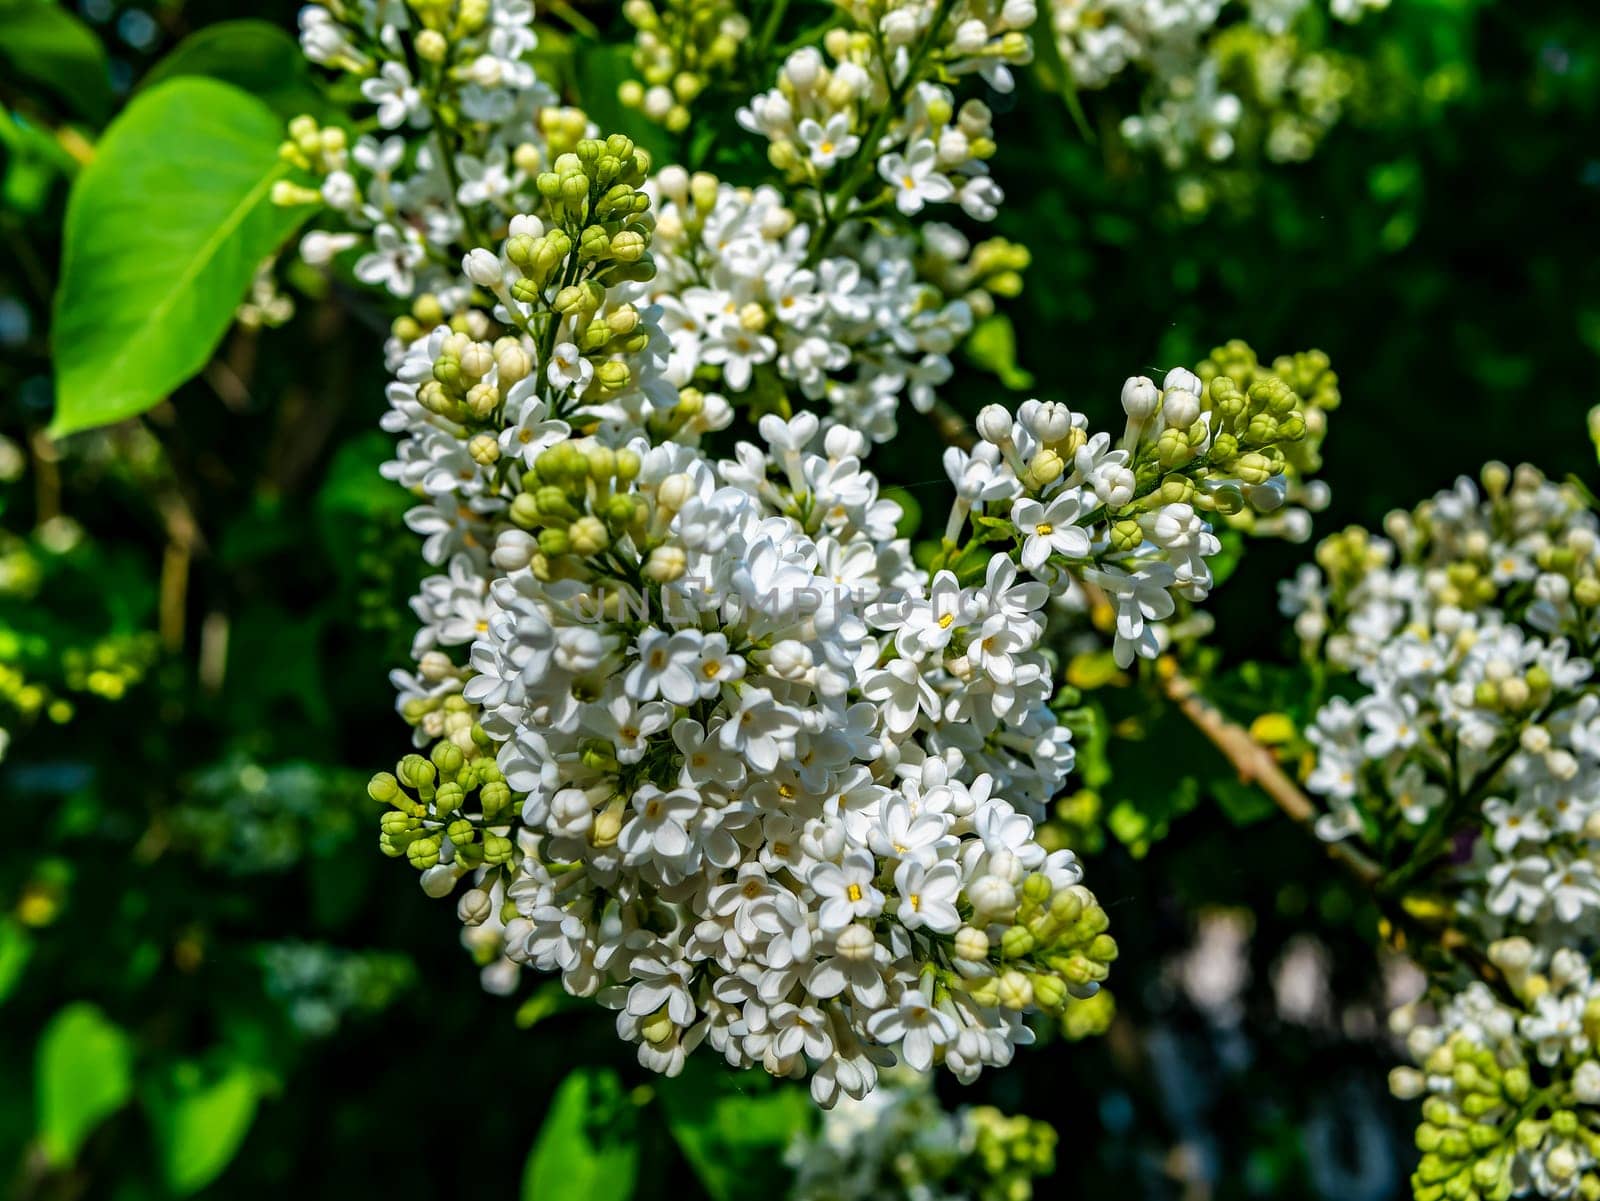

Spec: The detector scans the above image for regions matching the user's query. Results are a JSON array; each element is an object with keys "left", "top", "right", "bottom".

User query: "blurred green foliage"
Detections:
[{"left": 0, "top": 0, "right": 1596, "bottom": 1198}]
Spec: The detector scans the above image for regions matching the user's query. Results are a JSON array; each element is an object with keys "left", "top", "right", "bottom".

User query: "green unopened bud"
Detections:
[
  {"left": 596, "top": 361, "right": 632, "bottom": 391},
  {"left": 570, "top": 515, "right": 609, "bottom": 555},
  {"left": 1109, "top": 520, "right": 1143, "bottom": 552},
  {"left": 610, "top": 230, "right": 648, "bottom": 262},
  {"left": 1031, "top": 971, "right": 1068, "bottom": 1012},
  {"left": 368, "top": 772, "right": 400, "bottom": 804},
  {"left": 1024, "top": 450, "right": 1064, "bottom": 490},
  {"left": 511, "top": 492, "right": 543, "bottom": 529},
  {"left": 999, "top": 925, "right": 1036, "bottom": 958},
  {"left": 997, "top": 968, "right": 1033, "bottom": 1009}
]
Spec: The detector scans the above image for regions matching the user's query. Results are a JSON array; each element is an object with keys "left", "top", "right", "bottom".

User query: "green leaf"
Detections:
[
  {"left": 145, "top": 1062, "right": 261, "bottom": 1196},
  {"left": 50, "top": 78, "right": 308, "bottom": 438},
  {"left": 963, "top": 313, "right": 1034, "bottom": 391},
  {"left": 0, "top": 917, "right": 32, "bottom": 1004},
  {"left": 523, "top": 1068, "right": 638, "bottom": 1201},
  {"left": 656, "top": 1062, "right": 813, "bottom": 1201},
  {"left": 35, "top": 1003, "right": 134, "bottom": 1164},
  {"left": 141, "top": 21, "right": 326, "bottom": 121},
  {"left": 0, "top": 0, "right": 113, "bottom": 124}
]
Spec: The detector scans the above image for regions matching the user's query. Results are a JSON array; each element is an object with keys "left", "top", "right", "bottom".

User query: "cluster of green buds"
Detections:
[
  {"left": 619, "top": 0, "right": 749, "bottom": 132},
  {"left": 1310, "top": 457, "right": 1599, "bottom": 648},
  {"left": 953, "top": 875, "right": 1118, "bottom": 1017},
  {"left": 398, "top": 682, "right": 485, "bottom": 752},
  {"left": 390, "top": 292, "right": 455, "bottom": 348},
  {"left": 369, "top": 741, "right": 515, "bottom": 883},
  {"left": 523, "top": 136, "right": 656, "bottom": 286},
  {"left": 1396, "top": 1028, "right": 1600, "bottom": 1201},
  {"left": 275, "top": 114, "right": 348, "bottom": 187},
  {"left": 1400, "top": 463, "right": 1598, "bottom": 621},
  {"left": 1313, "top": 522, "right": 1393, "bottom": 602},
  {"left": 506, "top": 440, "right": 650, "bottom": 582},
  {"left": 915, "top": 233, "right": 1030, "bottom": 322},
  {"left": 1199, "top": 340, "right": 1339, "bottom": 477},
  {"left": 418, "top": 326, "right": 535, "bottom": 430},
  {"left": 1390, "top": 943, "right": 1600, "bottom": 1201},
  {"left": 967, "top": 1105, "right": 1059, "bottom": 1201}
]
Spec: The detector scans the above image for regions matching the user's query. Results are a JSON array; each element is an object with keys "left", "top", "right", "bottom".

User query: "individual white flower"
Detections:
[
  {"left": 798, "top": 113, "right": 860, "bottom": 171},
  {"left": 811, "top": 852, "right": 886, "bottom": 931},
  {"left": 879, "top": 140, "right": 955, "bottom": 215},
  {"left": 546, "top": 342, "right": 594, "bottom": 394},
  {"left": 1012, "top": 492, "right": 1092, "bottom": 571},
  {"left": 866, "top": 990, "right": 957, "bottom": 1070}
]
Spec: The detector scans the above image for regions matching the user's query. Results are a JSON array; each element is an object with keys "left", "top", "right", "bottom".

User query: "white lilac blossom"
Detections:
[
  {"left": 639, "top": 172, "right": 984, "bottom": 440},
  {"left": 281, "top": 0, "right": 1034, "bottom": 442},
  {"left": 369, "top": 337, "right": 1313, "bottom": 1098},
  {"left": 1284, "top": 456, "right": 1600, "bottom": 1197},
  {"left": 786, "top": 1069, "right": 1057, "bottom": 1200},
  {"left": 1046, "top": 0, "right": 1382, "bottom": 197},
  {"left": 1289, "top": 462, "right": 1600, "bottom": 947},
  {"left": 278, "top": 0, "right": 574, "bottom": 306},
  {"left": 285, "top": 0, "right": 1319, "bottom": 1104},
  {"left": 735, "top": 0, "right": 1034, "bottom": 223}
]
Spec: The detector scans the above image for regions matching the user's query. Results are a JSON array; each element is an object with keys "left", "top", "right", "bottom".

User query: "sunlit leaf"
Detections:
[
  {"left": 49, "top": 78, "right": 307, "bottom": 437},
  {"left": 522, "top": 1067, "right": 638, "bottom": 1201},
  {"left": 35, "top": 1003, "right": 133, "bottom": 1164},
  {"left": 145, "top": 1062, "right": 261, "bottom": 1196}
]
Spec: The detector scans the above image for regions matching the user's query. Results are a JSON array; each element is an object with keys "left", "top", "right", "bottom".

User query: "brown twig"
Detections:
[{"left": 1157, "top": 669, "right": 1384, "bottom": 886}]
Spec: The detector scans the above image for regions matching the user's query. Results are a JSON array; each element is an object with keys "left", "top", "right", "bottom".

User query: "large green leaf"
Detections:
[
  {"left": 145, "top": 1062, "right": 261, "bottom": 1196},
  {"left": 656, "top": 1063, "right": 813, "bottom": 1201},
  {"left": 35, "top": 1003, "right": 134, "bottom": 1164},
  {"left": 141, "top": 21, "right": 325, "bottom": 121},
  {"left": 522, "top": 1068, "right": 638, "bottom": 1201},
  {"left": 49, "top": 78, "right": 308, "bottom": 438},
  {"left": 0, "top": 0, "right": 113, "bottom": 124}
]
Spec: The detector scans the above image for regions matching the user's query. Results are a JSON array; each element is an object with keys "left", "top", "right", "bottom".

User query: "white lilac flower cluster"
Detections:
[
  {"left": 641, "top": 171, "right": 1023, "bottom": 441},
  {"left": 1282, "top": 459, "right": 1600, "bottom": 1198},
  {"left": 279, "top": 0, "right": 582, "bottom": 304},
  {"left": 370, "top": 314, "right": 1318, "bottom": 1098},
  {"left": 286, "top": 0, "right": 1319, "bottom": 1104},
  {"left": 1388, "top": 942, "right": 1600, "bottom": 1201},
  {"left": 1047, "top": 0, "right": 1385, "bottom": 202},
  {"left": 1287, "top": 464, "right": 1600, "bottom": 942},
  {"left": 617, "top": 0, "right": 750, "bottom": 133},
  {"left": 736, "top": 7, "right": 1025, "bottom": 226},
  {"left": 787, "top": 1069, "right": 1056, "bottom": 1200},
  {"left": 1050, "top": 0, "right": 1226, "bottom": 90},
  {"left": 282, "top": 0, "right": 1035, "bottom": 442},
  {"left": 1051, "top": 0, "right": 1384, "bottom": 90}
]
